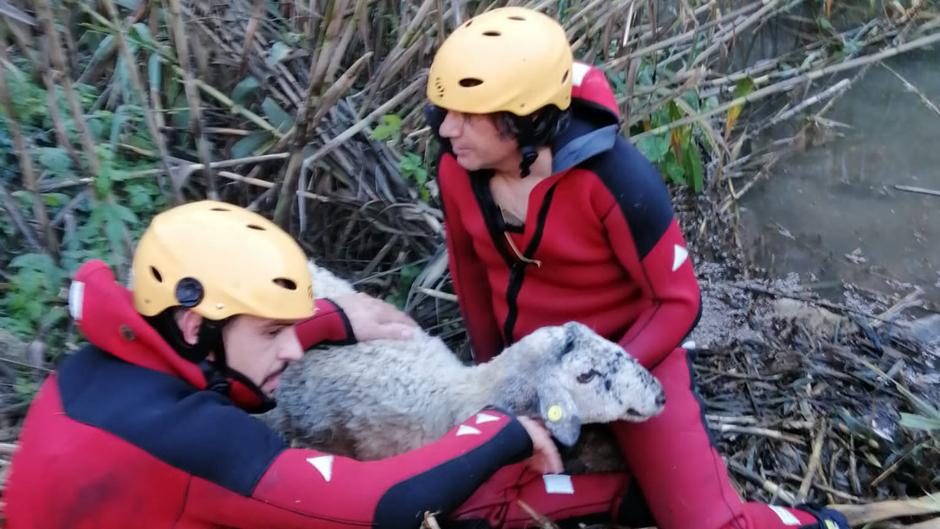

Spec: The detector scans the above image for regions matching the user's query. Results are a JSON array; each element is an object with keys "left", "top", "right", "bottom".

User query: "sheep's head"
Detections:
[{"left": 518, "top": 322, "right": 666, "bottom": 446}]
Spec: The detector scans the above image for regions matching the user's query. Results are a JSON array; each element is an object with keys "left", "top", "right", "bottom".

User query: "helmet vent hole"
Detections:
[
  {"left": 464, "top": 20, "right": 473, "bottom": 27},
  {"left": 562, "top": 69, "right": 569, "bottom": 83},
  {"left": 459, "top": 78, "right": 484, "bottom": 87},
  {"left": 246, "top": 224, "right": 266, "bottom": 231},
  {"left": 273, "top": 278, "right": 298, "bottom": 291},
  {"left": 210, "top": 207, "right": 230, "bottom": 212},
  {"left": 508, "top": 16, "right": 525, "bottom": 21},
  {"left": 150, "top": 266, "right": 163, "bottom": 283},
  {"left": 482, "top": 31, "right": 501, "bottom": 37}
]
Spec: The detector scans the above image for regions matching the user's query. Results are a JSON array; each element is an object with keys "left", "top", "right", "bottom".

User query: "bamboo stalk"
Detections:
[
  {"left": 164, "top": 0, "right": 216, "bottom": 198},
  {"left": 0, "top": 178, "right": 42, "bottom": 252},
  {"left": 34, "top": 0, "right": 101, "bottom": 177},
  {"left": 797, "top": 422, "right": 828, "bottom": 502},
  {"left": 633, "top": 31, "right": 940, "bottom": 141},
  {"left": 99, "top": 0, "right": 181, "bottom": 204},
  {"left": 273, "top": 25, "right": 368, "bottom": 227},
  {"left": 39, "top": 52, "right": 83, "bottom": 170},
  {"left": 0, "top": 24, "right": 57, "bottom": 258},
  {"left": 883, "top": 63, "right": 940, "bottom": 118},
  {"left": 301, "top": 76, "right": 424, "bottom": 174}
]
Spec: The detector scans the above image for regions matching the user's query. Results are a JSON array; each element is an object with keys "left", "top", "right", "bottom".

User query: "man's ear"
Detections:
[{"left": 175, "top": 309, "right": 203, "bottom": 345}]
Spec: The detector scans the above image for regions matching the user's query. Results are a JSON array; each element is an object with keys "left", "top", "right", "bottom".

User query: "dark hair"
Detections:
[
  {"left": 423, "top": 104, "right": 571, "bottom": 177},
  {"left": 494, "top": 106, "right": 570, "bottom": 176}
]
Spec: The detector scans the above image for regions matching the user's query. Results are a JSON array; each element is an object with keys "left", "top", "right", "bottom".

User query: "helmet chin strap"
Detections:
[
  {"left": 515, "top": 115, "right": 539, "bottom": 178},
  {"left": 148, "top": 310, "right": 276, "bottom": 413},
  {"left": 519, "top": 145, "right": 539, "bottom": 177}
]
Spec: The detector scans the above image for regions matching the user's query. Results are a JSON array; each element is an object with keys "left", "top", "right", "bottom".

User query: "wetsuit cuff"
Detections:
[{"left": 295, "top": 299, "right": 356, "bottom": 349}]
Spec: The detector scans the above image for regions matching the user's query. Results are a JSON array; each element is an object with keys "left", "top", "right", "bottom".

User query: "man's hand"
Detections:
[
  {"left": 331, "top": 293, "right": 418, "bottom": 341},
  {"left": 516, "top": 416, "right": 563, "bottom": 475}
]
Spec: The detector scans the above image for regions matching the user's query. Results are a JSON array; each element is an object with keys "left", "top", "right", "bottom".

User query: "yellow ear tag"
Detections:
[{"left": 547, "top": 405, "right": 564, "bottom": 422}]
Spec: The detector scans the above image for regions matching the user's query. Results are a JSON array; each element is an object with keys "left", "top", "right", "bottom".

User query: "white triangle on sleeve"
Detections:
[
  {"left": 475, "top": 412, "right": 500, "bottom": 424},
  {"left": 456, "top": 425, "right": 481, "bottom": 436},
  {"left": 306, "top": 455, "right": 334, "bottom": 482},
  {"left": 672, "top": 245, "right": 689, "bottom": 272}
]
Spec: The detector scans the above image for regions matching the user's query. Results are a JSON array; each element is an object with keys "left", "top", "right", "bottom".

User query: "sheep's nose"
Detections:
[{"left": 655, "top": 393, "right": 666, "bottom": 408}]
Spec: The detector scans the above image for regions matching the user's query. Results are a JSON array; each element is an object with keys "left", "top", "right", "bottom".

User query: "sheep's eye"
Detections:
[{"left": 577, "top": 370, "right": 599, "bottom": 384}]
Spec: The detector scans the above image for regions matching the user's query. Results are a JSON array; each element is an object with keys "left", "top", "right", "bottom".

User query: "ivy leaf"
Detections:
[
  {"left": 231, "top": 131, "right": 273, "bottom": 158},
  {"left": 262, "top": 97, "right": 294, "bottom": 131},
  {"left": 724, "top": 77, "right": 755, "bottom": 137},
  {"left": 267, "top": 42, "right": 292, "bottom": 66},
  {"left": 636, "top": 135, "right": 670, "bottom": 163},
  {"left": 663, "top": 156, "right": 685, "bottom": 186},
  {"left": 35, "top": 147, "right": 72, "bottom": 174},
  {"left": 372, "top": 114, "right": 402, "bottom": 142},
  {"left": 232, "top": 77, "right": 260, "bottom": 105}
]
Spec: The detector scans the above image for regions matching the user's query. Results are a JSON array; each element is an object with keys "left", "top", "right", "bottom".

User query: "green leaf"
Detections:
[
  {"left": 262, "top": 97, "right": 293, "bottom": 131},
  {"left": 148, "top": 54, "right": 162, "bottom": 91},
  {"left": 817, "top": 16, "right": 834, "bottom": 31},
  {"left": 663, "top": 156, "right": 684, "bottom": 185},
  {"left": 36, "top": 147, "right": 72, "bottom": 174},
  {"left": 636, "top": 135, "right": 670, "bottom": 163},
  {"left": 683, "top": 145, "right": 705, "bottom": 193},
  {"left": 231, "top": 131, "right": 273, "bottom": 158},
  {"left": 110, "top": 104, "right": 132, "bottom": 149},
  {"left": 43, "top": 193, "right": 71, "bottom": 207},
  {"left": 372, "top": 114, "right": 402, "bottom": 142},
  {"left": 900, "top": 413, "right": 940, "bottom": 432},
  {"left": 232, "top": 76, "right": 260, "bottom": 105},
  {"left": 733, "top": 77, "right": 756, "bottom": 100},
  {"left": 89, "top": 35, "right": 116, "bottom": 67},
  {"left": 267, "top": 42, "right": 292, "bottom": 66},
  {"left": 113, "top": 203, "right": 139, "bottom": 225},
  {"left": 129, "top": 23, "right": 157, "bottom": 50},
  {"left": 10, "top": 252, "right": 55, "bottom": 271}
]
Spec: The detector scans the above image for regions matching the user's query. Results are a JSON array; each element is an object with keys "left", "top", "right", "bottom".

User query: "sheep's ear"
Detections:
[{"left": 537, "top": 385, "right": 582, "bottom": 447}]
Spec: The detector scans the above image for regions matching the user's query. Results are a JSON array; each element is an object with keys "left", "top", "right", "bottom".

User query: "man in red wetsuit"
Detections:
[
  {"left": 4, "top": 200, "right": 566, "bottom": 528},
  {"left": 427, "top": 7, "right": 851, "bottom": 529}
]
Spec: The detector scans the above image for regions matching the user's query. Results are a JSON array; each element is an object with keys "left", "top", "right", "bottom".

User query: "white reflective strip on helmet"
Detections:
[{"left": 68, "top": 281, "right": 85, "bottom": 321}]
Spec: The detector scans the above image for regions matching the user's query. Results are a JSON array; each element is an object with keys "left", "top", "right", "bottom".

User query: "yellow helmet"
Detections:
[
  {"left": 427, "top": 7, "right": 572, "bottom": 115},
  {"left": 132, "top": 200, "right": 314, "bottom": 321}
]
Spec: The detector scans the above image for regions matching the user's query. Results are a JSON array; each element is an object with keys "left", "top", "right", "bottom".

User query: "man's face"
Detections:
[
  {"left": 222, "top": 315, "right": 303, "bottom": 396},
  {"left": 439, "top": 110, "right": 518, "bottom": 172}
]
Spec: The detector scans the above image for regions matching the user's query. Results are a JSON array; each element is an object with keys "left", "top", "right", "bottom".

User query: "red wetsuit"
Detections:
[
  {"left": 4, "top": 261, "right": 537, "bottom": 529},
  {"left": 438, "top": 62, "right": 844, "bottom": 529}
]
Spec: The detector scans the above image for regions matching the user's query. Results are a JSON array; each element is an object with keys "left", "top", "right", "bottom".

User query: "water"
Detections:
[{"left": 740, "top": 49, "right": 940, "bottom": 306}]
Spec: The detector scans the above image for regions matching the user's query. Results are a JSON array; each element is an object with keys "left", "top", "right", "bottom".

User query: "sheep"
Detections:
[{"left": 267, "top": 263, "right": 665, "bottom": 463}]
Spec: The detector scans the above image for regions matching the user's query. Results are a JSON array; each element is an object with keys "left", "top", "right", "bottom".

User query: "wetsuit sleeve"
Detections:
[
  {"left": 438, "top": 157, "right": 504, "bottom": 361},
  {"left": 295, "top": 298, "right": 355, "bottom": 349},
  {"left": 185, "top": 410, "right": 533, "bottom": 528},
  {"left": 596, "top": 140, "right": 701, "bottom": 368}
]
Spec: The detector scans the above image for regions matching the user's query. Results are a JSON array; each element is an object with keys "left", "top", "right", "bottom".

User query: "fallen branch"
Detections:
[{"left": 894, "top": 185, "right": 940, "bottom": 198}]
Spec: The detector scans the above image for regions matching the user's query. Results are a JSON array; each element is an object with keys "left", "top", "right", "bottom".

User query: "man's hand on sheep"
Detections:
[
  {"left": 517, "top": 417, "right": 564, "bottom": 474},
  {"left": 332, "top": 293, "right": 418, "bottom": 341}
]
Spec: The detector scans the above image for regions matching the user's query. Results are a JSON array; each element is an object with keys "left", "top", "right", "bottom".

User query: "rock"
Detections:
[
  {"left": 908, "top": 314, "right": 940, "bottom": 353},
  {"left": 768, "top": 298, "right": 857, "bottom": 336}
]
